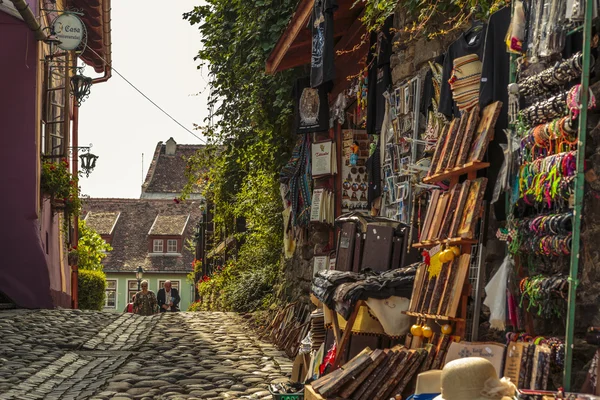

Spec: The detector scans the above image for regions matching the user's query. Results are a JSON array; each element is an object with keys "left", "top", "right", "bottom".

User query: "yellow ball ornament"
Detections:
[
  {"left": 441, "top": 324, "right": 453, "bottom": 335},
  {"left": 422, "top": 325, "right": 433, "bottom": 338},
  {"left": 439, "top": 249, "right": 454, "bottom": 263},
  {"left": 450, "top": 246, "right": 461, "bottom": 257},
  {"left": 410, "top": 324, "right": 423, "bottom": 337}
]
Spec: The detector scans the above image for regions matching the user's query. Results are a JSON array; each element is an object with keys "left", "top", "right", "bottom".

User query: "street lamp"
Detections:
[
  {"left": 79, "top": 152, "right": 99, "bottom": 177},
  {"left": 70, "top": 68, "right": 92, "bottom": 107},
  {"left": 136, "top": 266, "right": 144, "bottom": 291}
]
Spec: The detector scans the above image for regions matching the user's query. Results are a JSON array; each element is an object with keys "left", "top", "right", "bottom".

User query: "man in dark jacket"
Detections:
[{"left": 157, "top": 281, "right": 180, "bottom": 312}]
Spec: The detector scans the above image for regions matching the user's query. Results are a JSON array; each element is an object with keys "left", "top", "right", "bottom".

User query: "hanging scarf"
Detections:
[{"left": 280, "top": 135, "right": 312, "bottom": 227}]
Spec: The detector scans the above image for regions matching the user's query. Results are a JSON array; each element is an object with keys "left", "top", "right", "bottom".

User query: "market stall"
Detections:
[{"left": 268, "top": 0, "right": 600, "bottom": 397}]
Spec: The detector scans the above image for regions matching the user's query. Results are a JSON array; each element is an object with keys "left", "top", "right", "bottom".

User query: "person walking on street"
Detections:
[
  {"left": 133, "top": 280, "right": 158, "bottom": 315},
  {"left": 157, "top": 280, "right": 180, "bottom": 312},
  {"left": 124, "top": 294, "right": 135, "bottom": 313}
]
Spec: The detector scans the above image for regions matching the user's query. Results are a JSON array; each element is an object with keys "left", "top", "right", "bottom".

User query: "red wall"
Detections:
[{"left": 0, "top": 11, "right": 54, "bottom": 308}]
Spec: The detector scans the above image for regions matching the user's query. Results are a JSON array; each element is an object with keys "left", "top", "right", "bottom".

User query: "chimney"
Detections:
[{"left": 165, "top": 137, "right": 177, "bottom": 155}]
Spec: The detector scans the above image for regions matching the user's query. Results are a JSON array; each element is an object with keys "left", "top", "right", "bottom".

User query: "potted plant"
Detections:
[{"left": 41, "top": 159, "right": 72, "bottom": 211}]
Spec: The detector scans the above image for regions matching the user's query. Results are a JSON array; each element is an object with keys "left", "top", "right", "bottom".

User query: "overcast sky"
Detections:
[{"left": 78, "top": 0, "right": 209, "bottom": 199}]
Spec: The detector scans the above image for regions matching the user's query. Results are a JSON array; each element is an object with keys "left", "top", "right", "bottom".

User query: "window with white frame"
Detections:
[
  {"left": 104, "top": 280, "right": 117, "bottom": 309},
  {"left": 158, "top": 280, "right": 180, "bottom": 291},
  {"left": 127, "top": 280, "right": 139, "bottom": 303},
  {"left": 153, "top": 239, "right": 164, "bottom": 253},
  {"left": 167, "top": 239, "right": 178, "bottom": 253}
]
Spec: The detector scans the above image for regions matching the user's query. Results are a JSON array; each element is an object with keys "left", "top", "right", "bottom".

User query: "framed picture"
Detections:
[
  {"left": 386, "top": 175, "right": 397, "bottom": 203},
  {"left": 448, "top": 180, "right": 471, "bottom": 238},
  {"left": 457, "top": 178, "right": 488, "bottom": 239},
  {"left": 438, "top": 183, "right": 462, "bottom": 239},
  {"left": 427, "top": 123, "right": 449, "bottom": 179},
  {"left": 456, "top": 105, "right": 481, "bottom": 166},
  {"left": 395, "top": 87, "right": 402, "bottom": 115},
  {"left": 445, "top": 112, "right": 468, "bottom": 171},
  {"left": 389, "top": 90, "right": 398, "bottom": 120},
  {"left": 467, "top": 101, "right": 502, "bottom": 163},
  {"left": 436, "top": 118, "right": 459, "bottom": 174}
]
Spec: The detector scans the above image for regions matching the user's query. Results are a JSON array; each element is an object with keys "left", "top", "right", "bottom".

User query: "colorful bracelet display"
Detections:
[
  {"left": 517, "top": 151, "right": 576, "bottom": 211},
  {"left": 519, "top": 275, "right": 569, "bottom": 318}
]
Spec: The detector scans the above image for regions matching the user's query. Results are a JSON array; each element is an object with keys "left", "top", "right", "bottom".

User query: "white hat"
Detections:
[
  {"left": 414, "top": 370, "right": 442, "bottom": 395},
  {"left": 433, "top": 358, "right": 517, "bottom": 400}
]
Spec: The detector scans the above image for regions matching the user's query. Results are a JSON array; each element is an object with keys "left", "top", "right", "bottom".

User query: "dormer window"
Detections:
[
  {"left": 148, "top": 214, "right": 189, "bottom": 255},
  {"left": 153, "top": 239, "right": 164, "bottom": 253},
  {"left": 167, "top": 239, "right": 178, "bottom": 253}
]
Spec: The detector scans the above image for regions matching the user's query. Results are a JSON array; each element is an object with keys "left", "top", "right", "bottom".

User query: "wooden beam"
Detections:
[{"left": 266, "top": 0, "right": 312, "bottom": 74}]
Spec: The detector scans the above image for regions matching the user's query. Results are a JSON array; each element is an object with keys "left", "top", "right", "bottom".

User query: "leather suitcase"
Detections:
[
  {"left": 360, "top": 224, "right": 394, "bottom": 272},
  {"left": 352, "top": 232, "right": 364, "bottom": 273},
  {"left": 390, "top": 236, "right": 404, "bottom": 270},
  {"left": 335, "top": 222, "right": 357, "bottom": 271}
]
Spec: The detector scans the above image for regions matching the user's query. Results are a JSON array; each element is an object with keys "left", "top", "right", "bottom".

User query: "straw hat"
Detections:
[
  {"left": 414, "top": 370, "right": 442, "bottom": 395},
  {"left": 433, "top": 358, "right": 517, "bottom": 400},
  {"left": 449, "top": 54, "right": 482, "bottom": 112}
]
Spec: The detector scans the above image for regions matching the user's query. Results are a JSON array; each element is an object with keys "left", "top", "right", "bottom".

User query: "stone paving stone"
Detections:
[{"left": 0, "top": 311, "right": 292, "bottom": 399}]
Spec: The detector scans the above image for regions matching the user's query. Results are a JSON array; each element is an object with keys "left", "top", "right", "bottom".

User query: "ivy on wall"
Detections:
[
  {"left": 353, "top": 0, "right": 508, "bottom": 37},
  {"left": 182, "top": 0, "right": 302, "bottom": 311}
]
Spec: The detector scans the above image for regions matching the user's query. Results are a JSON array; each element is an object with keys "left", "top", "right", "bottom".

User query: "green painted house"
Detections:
[{"left": 83, "top": 139, "right": 204, "bottom": 312}]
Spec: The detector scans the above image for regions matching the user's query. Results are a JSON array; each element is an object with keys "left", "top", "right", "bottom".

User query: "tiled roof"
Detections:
[
  {"left": 82, "top": 198, "right": 203, "bottom": 273},
  {"left": 141, "top": 140, "right": 204, "bottom": 195},
  {"left": 72, "top": 0, "right": 112, "bottom": 74},
  {"left": 149, "top": 215, "right": 189, "bottom": 235},
  {"left": 84, "top": 211, "right": 120, "bottom": 236}
]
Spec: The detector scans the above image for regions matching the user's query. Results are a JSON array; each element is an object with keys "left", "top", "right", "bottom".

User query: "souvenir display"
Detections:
[
  {"left": 342, "top": 130, "right": 369, "bottom": 212},
  {"left": 381, "top": 76, "right": 422, "bottom": 224},
  {"left": 311, "top": 140, "right": 337, "bottom": 176}
]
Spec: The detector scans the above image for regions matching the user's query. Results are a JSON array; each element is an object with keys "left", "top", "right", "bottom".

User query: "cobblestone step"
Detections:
[{"left": 0, "top": 353, "right": 128, "bottom": 400}]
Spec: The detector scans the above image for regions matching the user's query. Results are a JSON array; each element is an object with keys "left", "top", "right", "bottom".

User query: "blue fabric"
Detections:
[{"left": 405, "top": 394, "right": 440, "bottom": 400}]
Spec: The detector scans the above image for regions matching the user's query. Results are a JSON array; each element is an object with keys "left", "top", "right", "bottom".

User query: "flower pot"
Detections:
[{"left": 68, "top": 251, "right": 79, "bottom": 266}]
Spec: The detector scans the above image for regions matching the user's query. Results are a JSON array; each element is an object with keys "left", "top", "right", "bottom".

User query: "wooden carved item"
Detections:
[
  {"left": 427, "top": 192, "right": 450, "bottom": 241},
  {"left": 438, "top": 183, "right": 462, "bottom": 239},
  {"left": 319, "top": 352, "right": 373, "bottom": 397},
  {"left": 338, "top": 349, "right": 386, "bottom": 398},
  {"left": 356, "top": 347, "right": 404, "bottom": 399},
  {"left": 446, "top": 113, "right": 469, "bottom": 171},
  {"left": 431, "top": 334, "right": 452, "bottom": 370},
  {"left": 392, "top": 349, "right": 428, "bottom": 397},
  {"left": 457, "top": 178, "right": 488, "bottom": 239},
  {"left": 376, "top": 350, "right": 414, "bottom": 400},
  {"left": 467, "top": 101, "right": 503, "bottom": 163},
  {"left": 428, "top": 124, "right": 449, "bottom": 178},
  {"left": 436, "top": 119, "right": 460, "bottom": 174},
  {"left": 445, "top": 254, "right": 471, "bottom": 318},
  {"left": 437, "top": 259, "right": 458, "bottom": 316},
  {"left": 456, "top": 105, "right": 480, "bottom": 166},
  {"left": 428, "top": 262, "right": 451, "bottom": 315},
  {"left": 420, "top": 190, "right": 440, "bottom": 241},
  {"left": 373, "top": 350, "right": 410, "bottom": 400},
  {"left": 448, "top": 180, "right": 471, "bottom": 238},
  {"left": 420, "top": 273, "right": 438, "bottom": 314},
  {"left": 415, "top": 268, "right": 431, "bottom": 313},
  {"left": 421, "top": 343, "right": 437, "bottom": 371},
  {"left": 408, "top": 264, "right": 427, "bottom": 312}
]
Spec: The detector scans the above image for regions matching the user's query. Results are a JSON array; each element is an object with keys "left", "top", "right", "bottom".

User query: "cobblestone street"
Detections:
[{"left": 0, "top": 310, "right": 292, "bottom": 400}]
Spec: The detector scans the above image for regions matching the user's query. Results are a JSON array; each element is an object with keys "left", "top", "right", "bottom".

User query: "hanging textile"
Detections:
[{"left": 280, "top": 135, "right": 313, "bottom": 227}]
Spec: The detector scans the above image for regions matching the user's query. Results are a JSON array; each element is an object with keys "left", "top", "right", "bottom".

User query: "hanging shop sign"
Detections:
[{"left": 52, "top": 13, "right": 86, "bottom": 51}]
